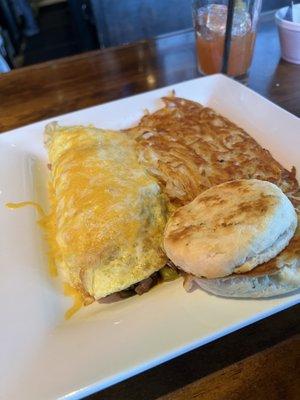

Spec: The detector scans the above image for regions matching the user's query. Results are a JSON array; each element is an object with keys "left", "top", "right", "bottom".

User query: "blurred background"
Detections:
[{"left": 0, "top": 0, "right": 299, "bottom": 72}]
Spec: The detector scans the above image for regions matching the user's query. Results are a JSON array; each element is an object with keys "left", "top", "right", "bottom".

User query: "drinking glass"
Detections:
[{"left": 192, "top": 0, "right": 262, "bottom": 77}]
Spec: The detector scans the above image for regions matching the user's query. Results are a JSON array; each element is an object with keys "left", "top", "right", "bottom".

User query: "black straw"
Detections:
[{"left": 221, "top": 0, "right": 236, "bottom": 74}]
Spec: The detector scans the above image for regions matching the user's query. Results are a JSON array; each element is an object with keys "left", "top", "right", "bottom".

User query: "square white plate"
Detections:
[{"left": 1, "top": 74, "right": 299, "bottom": 400}]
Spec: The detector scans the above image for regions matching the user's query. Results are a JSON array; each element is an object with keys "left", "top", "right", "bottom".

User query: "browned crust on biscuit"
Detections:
[{"left": 167, "top": 183, "right": 280, "bottom": 245}]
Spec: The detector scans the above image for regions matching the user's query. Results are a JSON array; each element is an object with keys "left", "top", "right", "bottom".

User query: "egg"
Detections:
[{"left": 45, "top": 123, "right": 168, "bottom": 303}]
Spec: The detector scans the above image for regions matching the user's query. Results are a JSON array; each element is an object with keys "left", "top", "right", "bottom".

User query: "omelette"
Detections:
[{"left": 45, "top": 123, "right": 168, "bottom": 304}]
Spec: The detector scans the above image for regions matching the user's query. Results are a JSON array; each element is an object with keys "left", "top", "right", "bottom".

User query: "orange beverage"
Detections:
[
  {"left": 196, "top": 30, "right": 256, "bottom": 76},
  {"left": 192, "top": 2, "right": 261, "bottom": 77}
]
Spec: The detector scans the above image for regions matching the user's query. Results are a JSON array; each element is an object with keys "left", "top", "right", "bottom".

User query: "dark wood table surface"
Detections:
[{"left": 1, "top": 15, "right": 299, "bottom": 400}]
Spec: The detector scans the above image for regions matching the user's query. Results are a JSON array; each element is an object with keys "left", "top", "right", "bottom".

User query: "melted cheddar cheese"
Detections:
[
  {"left": 45, "top": 123, "right": 168, "bottom": 301},
  {"left": 6, "top": 200, "right": 85, "bottom": 317}
]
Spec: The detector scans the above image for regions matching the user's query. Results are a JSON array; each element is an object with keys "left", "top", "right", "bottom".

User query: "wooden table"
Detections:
[{"left": 1, "top": 16, "right": 299, "bottom": 400}]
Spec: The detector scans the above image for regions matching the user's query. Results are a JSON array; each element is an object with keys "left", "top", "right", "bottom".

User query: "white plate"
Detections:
[{"left": 1, "top": 74, "right": 299, "bottom": 400}]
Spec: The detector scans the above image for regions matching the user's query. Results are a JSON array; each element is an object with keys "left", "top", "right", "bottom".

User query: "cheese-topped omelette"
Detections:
[{"left": 45, "top": 123, "right": 168, "bottom": 302}]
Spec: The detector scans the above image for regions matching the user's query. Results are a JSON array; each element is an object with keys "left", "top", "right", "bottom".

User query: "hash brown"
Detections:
[{"left": 126, "top": 96, "right": 299, "bottom": 207}]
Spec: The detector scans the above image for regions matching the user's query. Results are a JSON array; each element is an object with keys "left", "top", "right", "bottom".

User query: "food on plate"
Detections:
[
  {"left": 126, "top": 96, "right": 299, "bottom": 207},
  {"left": 45, "top": 123, "right": 169, "bottom": 305},
  {"left": 164, "top": 180, "right": 297, "bottom": 277},
  {"left": 42, "top": 94, "right": 300, "bottom": 308},
  {"left": 164, "top": 179, "right": 300, "bottom": 298}
]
